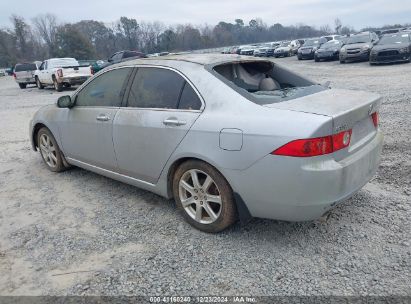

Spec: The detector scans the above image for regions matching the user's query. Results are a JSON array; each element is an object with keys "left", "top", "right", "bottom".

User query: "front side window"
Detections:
[
  {"left": 128, "top": 67, "right": 185, "bottom": 109},
  {"left": 76, "top": 67, "right": 132, "bottom": 107}
]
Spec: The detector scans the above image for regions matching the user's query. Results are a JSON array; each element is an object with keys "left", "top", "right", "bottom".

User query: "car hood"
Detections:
[
  {"left": 318, "top": 46, "right": 340, "bottom": 51},
  {"left": 263, "top": 88, "right": 381, "bottom": 132},
  {"left": 276, "top": 47, "right": 290, "bottom": 51},
  {"left": 299, "top": 46, "right": 316, "bottom": 50},
  {"left": 372, "top": 43, "right": 410, "bottom": 51},
  {"left": 344, "top": 42, "right": 370, "bottom": 49}
]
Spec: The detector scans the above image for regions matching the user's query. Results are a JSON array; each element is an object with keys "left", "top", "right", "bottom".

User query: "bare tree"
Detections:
[
  {"left": 334, "top": 18, "right": 342, "bottom": 34},
  {"left": 32, "top": 14, "right": 58, "bottom": 56}
]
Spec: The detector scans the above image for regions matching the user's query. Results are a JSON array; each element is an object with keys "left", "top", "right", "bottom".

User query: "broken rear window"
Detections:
[{"left": 211, "top": 61, "right": 326, "bottom": 105}]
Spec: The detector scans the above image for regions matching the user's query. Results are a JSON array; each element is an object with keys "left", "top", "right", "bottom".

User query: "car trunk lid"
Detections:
[{"left": 264, "top": 88, "right": 382, "bottom": 158}]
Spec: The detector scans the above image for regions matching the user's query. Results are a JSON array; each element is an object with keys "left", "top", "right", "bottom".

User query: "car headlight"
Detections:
[
  {"left": 333, "top": 49, "right": 339, "bottom": 52},
  {"left": 399, "top": 47, "right": 409, "bottom": 53},
  {"left": 340, "top": 47, "right": 346, "bottom": 53},
  {"left": 312, "top": 47, "right": 318, "bottom": 52}
]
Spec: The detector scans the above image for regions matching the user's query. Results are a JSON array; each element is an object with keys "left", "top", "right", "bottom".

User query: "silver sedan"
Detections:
[{"left": 30, "top": 54, "right": 383, "bottom": 232}]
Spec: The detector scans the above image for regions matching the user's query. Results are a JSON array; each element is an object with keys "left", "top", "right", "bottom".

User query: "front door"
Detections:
[{"left": 59, "top": 67, "right": 133, "bottom": 171}]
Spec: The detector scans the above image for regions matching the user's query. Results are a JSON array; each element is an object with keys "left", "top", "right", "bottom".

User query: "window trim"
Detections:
[
  {"left": 72, "top": 66, "right": 134, "bottom": 108},
  {"left": 123, "top": 64, "right": 205, "bottom": 112}
]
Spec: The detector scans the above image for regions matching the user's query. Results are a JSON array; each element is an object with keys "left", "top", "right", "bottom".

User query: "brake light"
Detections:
[
  {"left": 13, "top": 73, "right": 16, "bottom": 78},
  {"left": 57, "top": 69, "right": 63, "bottom": 78},
  {"left": 371, "top": 112, "right": 379, "bottom": 128},
  {"left": 90, "top": 66, "right": 94, "bottom": 75},
  {"left": 272, "top": 130, "right": 352, "bottom": 157}
]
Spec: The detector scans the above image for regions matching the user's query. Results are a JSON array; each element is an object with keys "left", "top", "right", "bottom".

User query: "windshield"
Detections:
[
  {"left": 320, "top": 40, "right": 341, "bottom": 49},
  {"left": 346, "top": 34, "right": 371, "bottom": 44},
  {"left": 379, "top": 34, "right": 410, "bottom": 44},
  {"left": 304, "top": 39, "right": 320, "bottom": 47}
]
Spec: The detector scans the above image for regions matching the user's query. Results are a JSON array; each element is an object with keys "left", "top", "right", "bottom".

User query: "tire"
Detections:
[
  {"left": 315, "top": 57, "right": 320, "bottom": 62},
  {"left": 340, "top": 59, "right": 345, "bottom": 64},
  {"left": 173, "top": 160, "right": 237, "bottom": 233},
  {"left": 18, "top": 83, "right": 27, "bottom": 89},
  {"left": 63, "top": 83, "right": 71, "bottom": 88},
  {"left": 36, "top": 77, "right": 44, "bottom": 89},
  {"left": 37, "top": 127, "right": 66, "bottom": 172},
  {"left": 53, "top": 77, "right": 63, "bottom": 92},
  {"left": 298, "top": 55, "right": 302, "bottom": 60}
]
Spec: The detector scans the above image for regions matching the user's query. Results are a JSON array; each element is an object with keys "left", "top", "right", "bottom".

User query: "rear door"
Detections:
[
  {"left": 113, "top": 66, "right": 203, "bottom": 183},
  {"left": 59, "top": 67, "right": 133, "bottom": 171}
]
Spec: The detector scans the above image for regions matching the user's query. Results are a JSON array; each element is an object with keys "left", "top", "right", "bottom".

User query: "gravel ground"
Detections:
[{"left": 0, "top": 58, "right": 410, "bottom": 297}]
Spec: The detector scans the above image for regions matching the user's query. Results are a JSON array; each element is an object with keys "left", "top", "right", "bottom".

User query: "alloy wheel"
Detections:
[
  {"left": 39, "top": 133, "right": 58, "bottom": 168},
  {"left": 178, "top": 169, "right": 222, "bottom": 224}
]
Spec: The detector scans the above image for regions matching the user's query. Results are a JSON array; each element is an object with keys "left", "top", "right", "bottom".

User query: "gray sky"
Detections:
[{"left": 1, "top": 0, "right": 410, "bottom": 29}]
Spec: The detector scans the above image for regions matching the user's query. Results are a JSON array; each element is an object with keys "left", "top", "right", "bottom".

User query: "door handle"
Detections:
[
  {"left": 96, "top": 114, "right": 110, "bottom": 121},
  {"left": 163, "top": 118, "right": 187, "bottom": 126}
]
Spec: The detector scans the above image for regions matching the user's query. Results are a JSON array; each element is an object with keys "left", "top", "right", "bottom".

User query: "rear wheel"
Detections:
[
  {"left": 36, "top": 77, "right": 44, "bottom": 89},
  {"left": 53, "top": 77, "right": 63, "bottom": 92},
  {"left": 173, "top": 160, "right": 237, "bottom": 233},
  {"left": 340, "top": 59, "right": 346, "bottom": 64},
  {"left": 37, "top": 127, "right": 65, "bottom": 172},
  {"left": 18, "top": 83, "right": 27, "bottom": 89}
]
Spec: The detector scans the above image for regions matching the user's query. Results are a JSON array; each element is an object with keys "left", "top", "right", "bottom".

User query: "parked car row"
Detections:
[
  {"left": 220, "top": 29, "right": 410, "bottom": 66},
  {"left": 295, "top": 30, "right": 410, "bottom": 65}
]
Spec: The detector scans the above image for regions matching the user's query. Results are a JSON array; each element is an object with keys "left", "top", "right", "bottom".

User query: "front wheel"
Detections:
[
  {"left": 36, "top": 77, "right": 44, "bottom": 89},
  {"left": 173, "top": 160, "right": 237, "bottom": 233},
  {"left": 37, "top": 127, "right": 66, "bottom": 172}
]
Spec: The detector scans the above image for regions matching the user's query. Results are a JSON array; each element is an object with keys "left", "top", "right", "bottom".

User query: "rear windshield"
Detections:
[
  {"left": 49, "top": 59, "right": 79, "bottom": 68},
  {"left": 212, "top": 61, "right": 326, "bottom": 105},
  {"left": 15, "top": 63, "right": 37, "bottom": 72}
]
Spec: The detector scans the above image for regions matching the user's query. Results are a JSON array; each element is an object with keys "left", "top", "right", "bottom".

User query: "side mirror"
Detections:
[{"left": 57, "top": 95, "right": 75, "bottom": 108}]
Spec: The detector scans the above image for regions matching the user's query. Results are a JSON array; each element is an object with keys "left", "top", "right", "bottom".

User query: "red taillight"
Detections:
[
  {"left": 371, "top": 112, "right": 379, "bottom": 128},
  {"left": 272, "top": 130, "right": 352, "bottom": 157},
  {"left": 57, "top": 69, "right": 63, "bottom": 78},
  {"left": 90, "top": 66, "right": 94, "bottom": 75},
  {"left": 13, "top": 73, "right": 16, "bottom": 78}
]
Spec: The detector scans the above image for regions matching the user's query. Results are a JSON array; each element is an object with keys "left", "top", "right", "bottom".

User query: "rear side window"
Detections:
[
  {"left": 76, "top": 67, "right": 132, "bottom": 107},
  {"left": 15, "top": 63, "right": 37, "bottom": 72},
  {"left": 179, "top": 82, "right": 202, "bottom": 110},
  {"left": 128, "top": 68, "right": 185, "bottom": 109}
]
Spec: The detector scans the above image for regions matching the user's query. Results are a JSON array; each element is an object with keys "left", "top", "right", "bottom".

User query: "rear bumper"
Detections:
[
  {"left": 16, "top": 77, "right": 36, "bottom": 84},
  {"left": 224, "top": 131, "right": 383, "bottom": 221},
  {"left": 59, "top": 76, "right": 91, "bottom": 85}
]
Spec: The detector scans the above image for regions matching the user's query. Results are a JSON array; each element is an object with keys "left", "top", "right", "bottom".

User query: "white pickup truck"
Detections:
[{"left": 35, "top": 58, "right": 92, "bottom": 92}]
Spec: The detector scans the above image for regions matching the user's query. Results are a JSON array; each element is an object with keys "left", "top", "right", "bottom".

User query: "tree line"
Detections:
[{"left": 0, "top": 14, "right": 408, "bottom": 67}]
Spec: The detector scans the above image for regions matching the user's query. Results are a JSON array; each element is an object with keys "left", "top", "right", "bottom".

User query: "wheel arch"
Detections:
[
  {"left": 165, "top": 156, "right": 252, "bottom": 223},
  {"left": 32, "top": 122, "right": 48, "bottom": 150}
]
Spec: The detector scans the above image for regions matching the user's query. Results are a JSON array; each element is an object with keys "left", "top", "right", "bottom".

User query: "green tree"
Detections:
[{"left": 55, "top": 24, "right": 95, "bottom": 59}]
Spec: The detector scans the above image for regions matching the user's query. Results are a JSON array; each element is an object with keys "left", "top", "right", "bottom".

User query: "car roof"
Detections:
[{"left": 115, "top": 53, "right": 269, "bottom": 67}]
